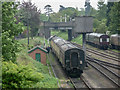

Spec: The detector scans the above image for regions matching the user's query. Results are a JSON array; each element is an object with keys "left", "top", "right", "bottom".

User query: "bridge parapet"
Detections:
[{"left": 44, "top": 21, "right": 73, "bottom": 28}]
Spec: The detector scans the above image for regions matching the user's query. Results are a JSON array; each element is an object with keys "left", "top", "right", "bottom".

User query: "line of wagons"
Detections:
[
  {"left": 86, "top": 33, "right": 120, "bottom": 50},
  {"left": 48, "top": 34, "right": 119, "bottom": 76},
  {"left": 49, "top": 35, "right": 85, "bottom": 76}
]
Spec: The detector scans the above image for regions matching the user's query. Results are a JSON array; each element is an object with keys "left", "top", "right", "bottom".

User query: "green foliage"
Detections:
[
  {"left": 71, "top": 35, "right": 82, "bottom": 45},
  {"left": 109, "top": 2, "right": 120, "bottom": 34},
  {"left": 90, "top": 7, "right": 97, "bottom": 17},
  {"left": 96, "top": 1, "right": 107, "bottom": 20},
  {"left": 17, "top": 37, "right": 49, "bottom": 74},
  {"left": 2, "top": 2, "right": 25, "bottom": 62},
  {"left": 93, "top": 1, "right": 108, "bottom": 34},
  {"left": 94, "top": 19, "right": 108, "bottom": 33},
  {"left": 50, "top": 7, "right": 80, "bottom": 22},
  {"left": 40, "top": 14, "right": 49, "bottom": 21},
  {"left": 51, "top": 30, "right": 68, "bottom": 40},
  {"left": 18, "top": 1, "right": 41, "bottom": 38},
  {"left": 2, "top": 61, "right": 58, "bottom": 88},
  {"left": 51, "top": 30, "right": 83, "bottom": 45},
  {"left": 106, "top": 2, "right": 114, "bottom": 27}
]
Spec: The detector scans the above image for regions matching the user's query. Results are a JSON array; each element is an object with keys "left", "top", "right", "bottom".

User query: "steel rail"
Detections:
[
  {"left": 87, "top": 56, "right": 120, "bottom": 70},
  {"left": 87, "top": 48, "right": 120, "bottom": 62},
  {"left": 80, "top": 75, "right": 94, "bottom": 90},
  {"left": 87, "top": 58, "right": 120, "bottom": 78},
  {"left": 87, "top": 61, "right": 120, "bottom": 87}
]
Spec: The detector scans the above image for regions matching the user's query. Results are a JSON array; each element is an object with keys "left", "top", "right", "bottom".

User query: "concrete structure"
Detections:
[
  {"left": 43, "top": 16, "right": 93, "bottom": 40},
  {"left": 28, "top": 46, "right": 47, "bottom": 65},
  {"left": 44, "top": 21, "right": 73, "bottom": 40},
  {"left": 74, "top": 16, "right": 93, "bottom": 33}
]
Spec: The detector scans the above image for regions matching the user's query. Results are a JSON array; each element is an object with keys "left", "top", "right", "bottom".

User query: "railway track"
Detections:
[
  {"left": 87, "top": 58, "right": 120, "bottom": 88},
  {"left": 86, "top": 47, "right": 120, "bottom": 62},
  {"left": 49, "top": 52, "right": 95, "bottom": 89},
  {"left": 72, "top": 42, "right": 120, "bottom": 65},
  {"left": 87, "top": 56, "right": 120, "bottom": 70},
  {"left": 69, "top": 76, "right": 93, "bottom": 89},
  {"left": 72, "top": 42, "right": 119, "bottom": 87},
  {"left": 104, "top": 49, "right": 120, "bottom": 57}
]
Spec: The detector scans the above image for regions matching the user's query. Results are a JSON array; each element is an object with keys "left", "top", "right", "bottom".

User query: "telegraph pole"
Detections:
[{"left": 27, "top": 1, "right": 30, "bottom": 49}]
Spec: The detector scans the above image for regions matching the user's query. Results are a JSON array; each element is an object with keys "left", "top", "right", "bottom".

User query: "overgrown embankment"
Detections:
[{"left": 2, "top": 37, "right": 59, "bottom": 88}]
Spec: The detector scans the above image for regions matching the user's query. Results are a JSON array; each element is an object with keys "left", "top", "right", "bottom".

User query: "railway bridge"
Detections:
[
  {"left": 43, "top": 16, "right": 93, "bottom": 41},
  {"left": 44, "top": 21, "right": 73, "bottom": 41}
]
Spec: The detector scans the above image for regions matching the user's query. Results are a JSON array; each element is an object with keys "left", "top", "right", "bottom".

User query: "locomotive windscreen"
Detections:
[{"left": 71, "top": 52, "right": 78, "bottom": 67}]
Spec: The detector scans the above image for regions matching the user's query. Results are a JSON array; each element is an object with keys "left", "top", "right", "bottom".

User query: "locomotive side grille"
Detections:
[{"left": 70, "top": 52, "right": 78, "bottom": 67}]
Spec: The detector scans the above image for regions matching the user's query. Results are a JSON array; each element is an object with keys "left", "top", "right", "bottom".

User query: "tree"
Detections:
[
  {"left": 50, "top": 7, "right": 80, "bottom": 22},
  {"left": 18, "top": 1, "right": 41, "bottom": 38},
  {"left": 96, "top": 0, "right": 107, "bottom": 20},
  {"left": 106, "top": 2, "right": 114, "bottom": 27},
  {"left": 95, "top": 19, "right": 108, "bottom": 33},
  {"left": 44, "top": 5, "right": 53, "bottom": 21},
  {"left": 90, "top": 7, "right": 97, "bottom": 17},
  {"left": 59, "top": 5, "right": 65, "bottom": 12},
  {"left": 109, "top": 2, "right": 120, "bottom": 34},
  {"left": 84, "top": 0, "right": 91, "bottom": 16},
  {"left": 2, "top": 2, "right": 25, "bottom": 62}
]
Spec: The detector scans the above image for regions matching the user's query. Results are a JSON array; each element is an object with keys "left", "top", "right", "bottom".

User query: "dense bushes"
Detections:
[{"left": 2, "top": 61, "right": 58, "bottom": 88}]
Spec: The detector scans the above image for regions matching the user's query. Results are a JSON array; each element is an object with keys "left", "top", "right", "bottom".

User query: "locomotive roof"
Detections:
[
  {"left": 111, "top": 34, "right": 120, "bottom": 37},
  {"left": 87, "top": 33, "right": 107, "bottom": 37}
]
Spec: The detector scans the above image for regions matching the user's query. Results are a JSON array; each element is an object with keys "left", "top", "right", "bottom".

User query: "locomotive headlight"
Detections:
[{"left": 80, "top": 61, "right": 82, "bottom": 64}]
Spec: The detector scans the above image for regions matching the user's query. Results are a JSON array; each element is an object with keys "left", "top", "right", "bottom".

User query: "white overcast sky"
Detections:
[{"left": 18, "top": 0, "right": 109, "bottom": 13}]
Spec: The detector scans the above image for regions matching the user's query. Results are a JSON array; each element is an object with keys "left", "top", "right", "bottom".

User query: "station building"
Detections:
[{"left": 28, "top": 46, "right": 47, "bottom": 65}]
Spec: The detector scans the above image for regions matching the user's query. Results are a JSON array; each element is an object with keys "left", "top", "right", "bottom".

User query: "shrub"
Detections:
[{"left": 2, "top": 61, "right": 58, "bottom": 88}]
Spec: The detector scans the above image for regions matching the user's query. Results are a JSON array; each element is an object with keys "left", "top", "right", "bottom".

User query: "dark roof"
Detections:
[{"left": 28, "top": 46, "right": 47, "bottom": 53}]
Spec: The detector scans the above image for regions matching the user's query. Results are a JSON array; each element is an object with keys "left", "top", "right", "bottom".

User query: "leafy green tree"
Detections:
[
  {"left": 95, "top": 19, "right": 108, "bottom": 33},
  {"left": 59, "top": 5, "right": 65, "bottom": 12},
  {"left": 90, "top": 7, "right": 97, "bottom": 17},
  {"left": 18, "top": 1, "right": 41, "bottom": 38},
  {"left": 44, "top": 5, "right": 53, "bottom": 21},
  {"left": 50, "top": 7, "right": 80, "bottom": 22},
  {"left": 109, "top": 2, "right": 120, "bottom": 34},
  {"left": 40, "top": 14, "right": 49, "bottom": 21},
  {"left": 106, "top": 2, "right": 114, "bottom": 27},
  {"left": 2, "top": 2, "right": 25, "bottom": 62},
  {"left": 96, "top": 1, "right": 107, "bottom": 20}
]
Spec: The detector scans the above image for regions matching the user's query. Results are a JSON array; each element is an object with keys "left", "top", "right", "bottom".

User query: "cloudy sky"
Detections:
[{"left": 18, "top": 0, "right": 108, "bottom": 13}]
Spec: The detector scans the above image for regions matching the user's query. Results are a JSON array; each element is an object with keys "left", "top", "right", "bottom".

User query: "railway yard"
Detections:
[
  {"left": 47, "top": 42, "right": 120, "bottom": 89},
  {"left": 2, "top": 1, "right": 120, "bottom": 89}
]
